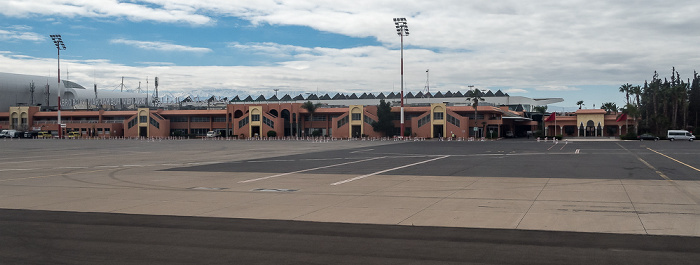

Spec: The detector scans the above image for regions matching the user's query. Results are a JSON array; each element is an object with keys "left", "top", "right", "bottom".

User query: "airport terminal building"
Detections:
[{"left": 1, "top": 72, "right": 631, "bottom": 139}]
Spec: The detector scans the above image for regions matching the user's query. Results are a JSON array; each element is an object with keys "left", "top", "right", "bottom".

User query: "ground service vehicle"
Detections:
[
  {"left": 37, "top": 131, "right": 52, "bottom": 138},
  {"left": 67, "top": 131, "right": 82, "bottom": 139},
  {"left": 667, "top": 130, "right": 695, "bottom": 141}
]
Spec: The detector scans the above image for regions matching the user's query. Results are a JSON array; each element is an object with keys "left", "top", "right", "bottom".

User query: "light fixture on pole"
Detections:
[
  {"left": 50, "top": 34, "right": 66, "bottom": 139},
  {"left": 393, "top": 17, "right": 409, "bottom": 138}
]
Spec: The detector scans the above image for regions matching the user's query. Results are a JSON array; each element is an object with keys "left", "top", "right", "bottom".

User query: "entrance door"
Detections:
[
  {"left": 351, "top": 125, "right": 361, "bottom": 138},
  {"left": 433, "top": 125, "right": 443, "bottom": 138},
  {"left": 251, "top": 126, "right": 261, "bottom": 137},
  {"left": 139, "top": 127, "right": 147, "bottom": 137}
]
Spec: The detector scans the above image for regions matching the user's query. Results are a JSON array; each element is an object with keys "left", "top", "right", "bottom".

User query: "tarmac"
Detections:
[{"left": 1, "top": 137, "right": 699, "bottom": 263}]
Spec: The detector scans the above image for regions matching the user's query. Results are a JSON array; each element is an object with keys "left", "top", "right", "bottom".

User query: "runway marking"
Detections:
[
  {"left": 238, "top": 156, "right": 386, "bottom": 183},
  {"left": 574, "top": 149, "right": 580, "bottom": 154},
  {"left": 647, "top": 147, "right": 700, "bottom": 172},
  {"left": 330, "top": 155, "right": 450, "bottom": 186},
  {"left": 616, "top": 143, "right": 672, "bottom": 181},
  {"left": 547, "top": 143, "right": 557, "bottom": 150},
  {"left": 350, "top": 149, "right": 374, "bottom": 153},
  {"left": 559, "top": 141, "right": 568, "bottom": 151},
  {"left": 636, "top": 157, "right": 672, "bottom": 181}
]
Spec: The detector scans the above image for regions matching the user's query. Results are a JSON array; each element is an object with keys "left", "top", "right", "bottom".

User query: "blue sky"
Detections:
[{"left": 2, "top": 1, "right": 700, "bottom": 110}]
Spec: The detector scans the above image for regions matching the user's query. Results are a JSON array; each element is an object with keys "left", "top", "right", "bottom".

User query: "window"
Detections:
[
  {"left": 190, "top": 116, "right": 210, "bottom": 122},
  {"left": 417, "top": 115, "right": 431, "bottom": 128},
  {"left": 337, "top": 116, "right": 349, "bottom": 128},
  {"left": 139, "top": 115, "right": 148, "bottom": 123},
  {"left": 352, "top": 113, "right": 361, "bottom": 121},
  {"left": 128, "top": 118, "right": 137, "bottom": 129},
  {"left": 191, "top": 128, "right": 209, "bottom": 136},
  {"left": 251, "top": 114, "right": 260, "bottom": 122},
  {"left": 305, "top": 115, "right": 327, "bottom": 121},
  {"left": 263, "top": 116, "right": 274, "bottom": 128},
  {"left": 213, "top": 116, "right": 227, "bottom": 122},
  {"left": 433, "top": 112, "right": 444, "bottom": 120},
  {"left": 364, "top": 115, "right": 376, "bottom": 125},
  {"left": 238, "top": 116, "right": 249, "bottom": 128},
  {"left": 170, "top": 116, "right": 188, "bottom": 122},
  {"left": 447, "top": 114, "right": 460, "bottom": 127},
  {"left": 150, "top": 117, "right": 160, "bottom": 129}
]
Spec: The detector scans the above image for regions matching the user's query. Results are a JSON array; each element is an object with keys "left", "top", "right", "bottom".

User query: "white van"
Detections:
[
  {"left": 667, "top": 130, "right": 695, "bottom": 142},
  {"left": 0, "top": 130, "right": 18, "bottom": 138}
]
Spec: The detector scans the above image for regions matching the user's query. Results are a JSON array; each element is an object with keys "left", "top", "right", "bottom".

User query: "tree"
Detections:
[
  {"left": 600, "top": 102, "right": 618, "bottom": 114},
  {"left": 371, "top": 99, "right": 395, "bottom": 136},
  {"left": 533, "top": 105, "right": 548, "bottom": 132},
  {"left": 619, "top": 83, "right": 633, "bottom": 106},
  {"left": 466, "top": 88, "right": 484, "bottom": 136},
  {"left": 301, "top": 101, "right": 322, "bottom": 136},
  {"left": 300, "top": 101, "right": 322, "bottom": 122},
  {"left": 576, "top": 100, "right": 584, "bottom": 109}
]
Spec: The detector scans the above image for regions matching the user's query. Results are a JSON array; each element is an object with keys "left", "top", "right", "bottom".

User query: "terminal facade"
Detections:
[{"left": 2, "top": 102, "right": 539, "bottom": 139}]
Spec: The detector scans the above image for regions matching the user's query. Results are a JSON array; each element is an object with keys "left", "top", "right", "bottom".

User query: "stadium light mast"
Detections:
[
  {"left": 51, "top": 34, "right": 66, "bottom": 139},
  {"left": 393, "top": 18, "right": 409, "bottom": 138}
]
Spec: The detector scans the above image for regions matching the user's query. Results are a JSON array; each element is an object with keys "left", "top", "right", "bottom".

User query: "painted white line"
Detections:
[
  {"left": 575, "top": 149, "right": 580, "bottom": 154},
  {"left": 96, "top": 165, "right": 120, "bottom": 168},
  {"left": 350, "top": 149, "right": 374, "bottom": 153},
  {"left": 331, "top": 155, "right": 450, "bottom": 186},
  {"left": 238, "top": 156, "right": 386, "bottom": 183},
  {"left": 559, "top": 141, "right": 568, "bottom": 151},
  {"left": 57, "top": 166, "right": 88, "bottom": 169},
  {"left": 547, "top": 143, "right": 558, "bottom": 150},
  {"left": 0, "top": 168, "right": 38, "bottom": 172}
]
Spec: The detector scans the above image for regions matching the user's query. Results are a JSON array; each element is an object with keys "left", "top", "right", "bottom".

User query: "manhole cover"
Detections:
[
  {"left": 253, "top": 188, "right": 298, "bottom": 192},
  {"left": 190, "top": 187, "right": 227, "bottom": 191}
]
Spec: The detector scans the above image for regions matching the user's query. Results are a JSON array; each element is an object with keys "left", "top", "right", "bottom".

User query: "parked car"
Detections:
[
  {"left": 637, "top": 133, "right": 659, "bottom": 141},
  {"left": 667, "top": 130, "right": 695, "bottom": 142},
  {"left": 206, "top": 131, "right": 221, "bottom": 138}
]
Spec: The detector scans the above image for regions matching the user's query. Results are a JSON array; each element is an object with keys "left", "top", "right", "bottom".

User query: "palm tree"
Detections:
[
  {"left": 466, "top": 88, "right": 484, "bottom": 137},
  {"left": 533, "top": 105, "right": 548, "bottom": 133},
  {"left": 600, "top": 102, "right": 618, "bottom": 114},
  {"left": 301, "top": 101, "right": 322, "bottom": 135},
  {"left": 619, "top": 83, "right": 633, "bottom": 106},
  {"left": 576, "top": 100, "right": 585, "bottom": 109}
]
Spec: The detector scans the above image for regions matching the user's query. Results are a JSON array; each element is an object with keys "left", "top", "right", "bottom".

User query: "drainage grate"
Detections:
[
  {"left": 253, "top": 188, "right": 298, "bottom": 192},
  {"left": 190, "top": 187, "right": 228, "bottom": 191}
]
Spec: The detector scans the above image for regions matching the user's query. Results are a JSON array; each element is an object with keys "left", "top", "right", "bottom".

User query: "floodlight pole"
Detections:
[
  {"left": 394, "top": 18, "right": 409, "bottom": 138},
  {"left": 51, "top": 35, "right": 66, "bottom": 139}
]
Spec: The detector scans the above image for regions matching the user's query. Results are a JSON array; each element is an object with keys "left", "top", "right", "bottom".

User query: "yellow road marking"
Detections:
[{"left": 647, "top": 147, "right": 700, "bottom": 172}]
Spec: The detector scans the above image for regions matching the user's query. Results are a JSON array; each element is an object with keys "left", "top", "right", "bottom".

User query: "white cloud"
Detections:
[
  {"left": 505, "top": 88, "right": 528, "bottom": 94},
  {"left": 0, "top": 0, "right": 211, "bottom": 25},
  {"left": 2, "top": 0, "right": 700, "bottom": 107},
  {"left": 535, "top": 86, "right": 581, "bottom": 91},
  {"left": 0, "top": 25, "right": 42, "bottom": 42},
  {"left": 111, "top": 39, "right": 212, "bottom": 53}
]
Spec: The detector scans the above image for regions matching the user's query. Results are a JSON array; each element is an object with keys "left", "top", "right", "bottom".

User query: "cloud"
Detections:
[
  {"left": 505, "top": 88, "right": 528, "bottom": 94},
  {"left": 0, "top": 0, "right": 211, "bottom": 25},
  {"left": 111, "top": 39, "right": 212, "bottom": 53},
  {"left": 0, "top": 25, "right": 42, "bottom": 42},
  {"left": 228, "top": 42, "right": 314, "bottom": 57},
  {"left": 535, "top": 86, "right": 582, "bottom": 91}
]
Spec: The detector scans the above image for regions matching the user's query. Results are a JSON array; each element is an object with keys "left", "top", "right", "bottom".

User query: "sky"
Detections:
[{"left": 1, "top": 0, "right": 700, "bottom": 110}]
